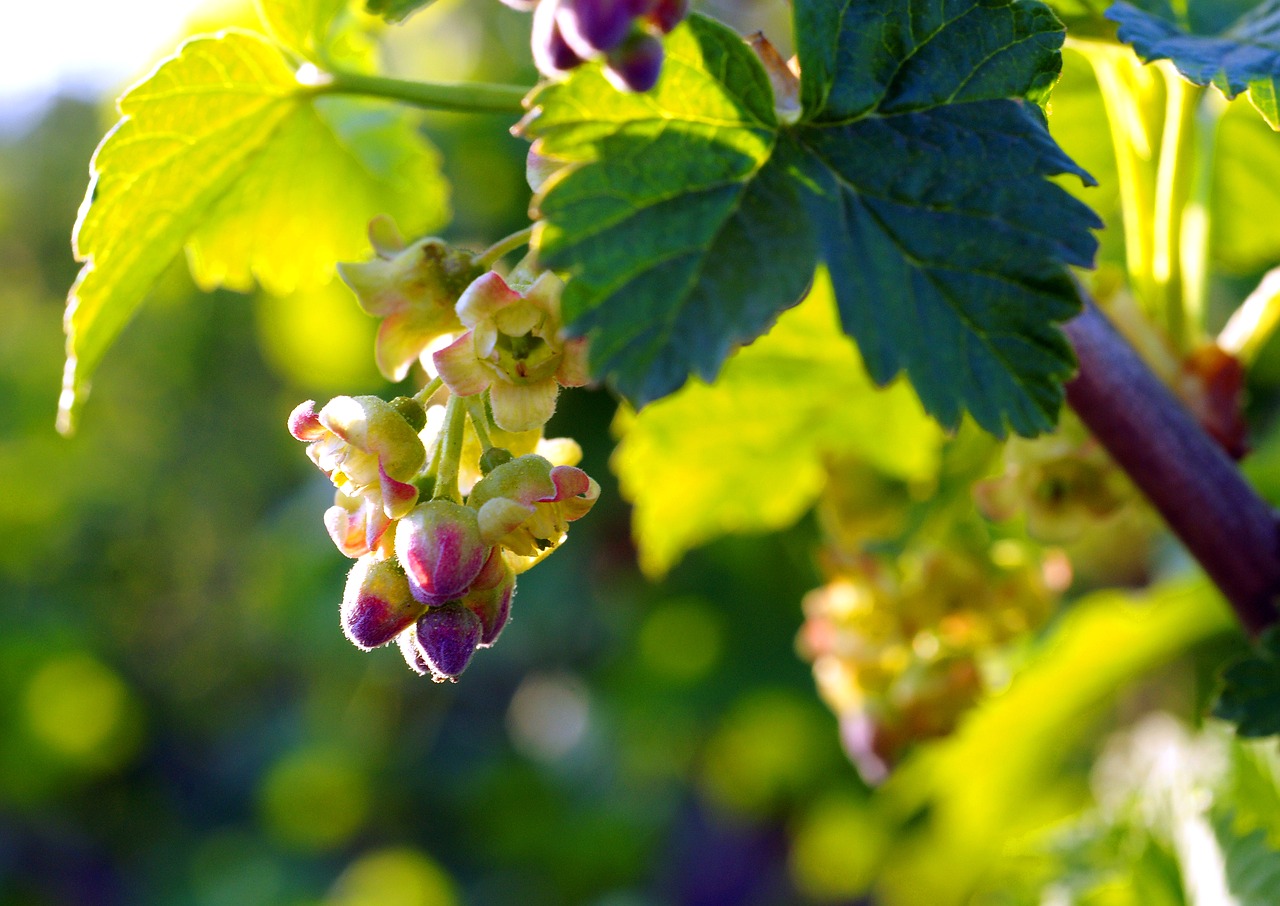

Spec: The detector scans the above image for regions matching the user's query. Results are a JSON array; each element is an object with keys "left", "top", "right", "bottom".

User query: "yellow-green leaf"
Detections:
[
  {"left": 612, "top": 270, "right": 945, "bottom": 578},
  {"left": 254, "top": 0, "right": 346, "bottom": 62},
  {"left": 60, "top": 30, "right": 447, "bottom": 434}
]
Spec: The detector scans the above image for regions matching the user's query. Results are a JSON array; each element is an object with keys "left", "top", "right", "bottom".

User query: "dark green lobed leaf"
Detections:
[
  {"left": 795, "top": 0, "right": 1068, "bottom": 121},
  {"left": 1214, "top": 626, "right": 1280, "bottom": 737},
  {"left": 1108, "top": 0, "right": 1280, "bottom": 128},
  {"left": 795, "top": 100, "right": 1100, "bottom": 433},
  {"left": 524, "top": 3, "right": 1100, "bottom": 436}
]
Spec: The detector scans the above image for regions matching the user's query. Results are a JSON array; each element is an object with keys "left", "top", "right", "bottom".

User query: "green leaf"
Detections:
[
  {"left": 255, "top": 0, "right": 345, "bottom": 61},
  {"left": 1214, "top": 626, "right": 1280, "bottom": 737},
  {"left": 794, "top": 0, "right": 1067, "bottom": 120},
  {"left": 1108, "top": 0, "right": 1280, "bottom": 128},
  {"left": 527, "top": 17, "right": 817, "bottom": 408},
  {"left": 60, "top": 31, "right": 447, "bottom": 433},
  {"left": 612, "top": 271, "right": 944, "bottom": 577},
  {"left": 364, "top": 0, "right": 434, "bottom": 24},
  {"left": 1214, "top": 813, "right": 1280, "bottom": 904},
  {"left": 1212, "top": 99, "right": 1280, "bottom": 272},
  {"left": 524, "top": 6, "right": 1101, "bottom": 437}
]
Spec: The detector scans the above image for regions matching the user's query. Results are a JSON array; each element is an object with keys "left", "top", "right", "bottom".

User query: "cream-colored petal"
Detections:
[
  {"left": 433, "top": 332, "right": 492, "bottom": 396},
  {"left": 476, "top": 497, "right": 536, "bottom": 545},
  {"left": 490, "top": 379, "right": 559, "bottom": 432},
  {"left": 456, "top": 272, "right": 519, "bottom": 327}
]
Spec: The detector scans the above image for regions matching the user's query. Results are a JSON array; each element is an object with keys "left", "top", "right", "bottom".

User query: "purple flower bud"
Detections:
[
  {"left": 341, "top": 558, "right": 426, "bottom": 650},
  {"left": 557, "top": 0, "right": 635, "bottom": 57},
  {"left": 604, "top": 31, "right": 664, "bottom": 92},
  {"left": 462, "top": 548, "right": 516, "bottom": 646},
  {"left": 533, "top": 0, "right": 585, "bottom": 77},
  {"left": 395, "top": 500, "right": 490, "bottom": 605},
  {"left": 416, "top": 603, "right": 483, "bottom": 680},
  {"left": 644, "top": 0, "right": 687, "bottom": 33},
  {"left": 397, "top": 629, "right": 432, "bottom": 675}
]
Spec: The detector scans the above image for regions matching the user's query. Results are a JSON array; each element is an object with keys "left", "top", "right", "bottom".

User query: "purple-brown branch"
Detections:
[{"left": 1064, "top": 298, "right": 1280, "bottom": 635}]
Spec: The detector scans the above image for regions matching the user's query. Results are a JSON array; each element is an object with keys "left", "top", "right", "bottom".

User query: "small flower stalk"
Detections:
[{"left": 290, "top": 224, "right": 598, "bottom": 682}]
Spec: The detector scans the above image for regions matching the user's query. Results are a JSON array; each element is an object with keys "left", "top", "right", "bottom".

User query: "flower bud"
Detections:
[
  {"left": 558, "top": 0, "right": 636, "bottom": 57},
  {"left": 462, "top": 548, "right": 516, "bottom": 645},
  {"left": 342, "top": 557, "right": 426, "bottom": 650},
  {"left": 395, "top": 499, "right": 490, "bottom": 605},
  {"left": 480, "top": 447, "right": 515, "bottom": 475},
  {"left": 415, "top": 603, "right": 483, "bottom": 681},
  {"left": 605, "top": 31, "right": 664, "bottom": 92}
]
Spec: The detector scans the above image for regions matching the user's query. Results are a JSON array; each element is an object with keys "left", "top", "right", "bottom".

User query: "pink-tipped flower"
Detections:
[
  {"left": 338, "top": 216, "right": 485, "bottom": 382},
  {"left": 433, "top": 270, "right": 590, "bottom": 432},
  {"left": 342, "top": 557, "right": 427, "bottom": 650},
  {"left": 462, "top": 547, "right": 516, "bottom": 645},
  {"left": 395, "top": 499, "right": 491, "bottom": 605},
  {"left": 415, "top": 603, "right": 484, "bottom": 681},
  {"left": 323, "top": 491, "right": 394, "bottom": 559},
  {"left": 468, "top": 454, "right": 599, "bottom": 569},
  {"left": 290, "top": 396, "right": 425, "bottom": 521}
]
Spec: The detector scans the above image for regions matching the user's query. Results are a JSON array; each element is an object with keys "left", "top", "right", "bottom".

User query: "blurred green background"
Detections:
[{"left": 5, "top": 1, "right": 1280, "bottom": 904}]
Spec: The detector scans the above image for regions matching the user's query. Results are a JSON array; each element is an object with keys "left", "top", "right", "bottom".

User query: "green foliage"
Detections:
[
  {"left": 612, "top": 271, "right": 943, "bottom": 577},
  {"left": 59, "top": 21, "right": 447, "bottom": 433},
  {"left": 1216, "top": 814, "right": 1280, "bottom": 904},
  {"left": 363, "top": 0, "right": 434, "bottom": 24},
  {"left": 1214, "top": 627, "right": 1280, "bottom": 737},
  {"left": 256, "top": 0, "right": 347, "bottom": 61},
  {"left": 525, "top": 16, "right": 814, "bottom": 413},
  {"left": 525, "top": 3, "right": 1102, "bottom": 437},
  {"left": 1108, "top": 0, "right": 1280, "bottom": 128}
]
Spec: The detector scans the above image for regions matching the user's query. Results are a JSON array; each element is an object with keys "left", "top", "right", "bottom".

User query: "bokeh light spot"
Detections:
[
  {"left": 506, "top": 672, "right": 590, "bottom": 762},
  {"left": 638, "top": 597, "right": 722, "bottom": 683},
  {"left": 326, "top": 847, "right": 460, "bottom": 906},
  {"left": 699, "top": 690, "right": 832, "bottom": 817},
  {"left": 22, "top": 653, "right": 142, "bottom": 769},
  {"left": 789, "top": 794, "right": 887, "bottom": 902},
  {"left": 259, "top": 747, "right": 370, "bottom": 850}
]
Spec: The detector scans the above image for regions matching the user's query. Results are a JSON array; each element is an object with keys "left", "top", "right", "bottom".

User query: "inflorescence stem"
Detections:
[
  {"left": 476, "top": 227, "right": 536, "bottom": 270},
  {"left": 433, "top": 395, "right": 469, "bottom": 503},
  {"left": 1064, "top": 293, "right": 1280, "bottom": 635}
]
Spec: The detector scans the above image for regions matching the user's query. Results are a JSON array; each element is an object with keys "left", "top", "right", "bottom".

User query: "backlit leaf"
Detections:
[
  {"left": 60, "top": 31, "right": 446, "bottom": 433},
  {"left": 613, "top": 271, "right": 944, "bottom": 577}
]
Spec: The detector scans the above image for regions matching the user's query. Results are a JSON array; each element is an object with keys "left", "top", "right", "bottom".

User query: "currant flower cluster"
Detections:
[
  {"left": 289, "top": 218, "right": 599, "bottom": 682},
  {"left": 974, "top": 410, "right": 1133, "bottom": 543},
  {"left": 502, "top": 0, "right": 689, "bottom": 92},
  {"left": 797, "top": 542, "right": 1061, "bottom": 784}
]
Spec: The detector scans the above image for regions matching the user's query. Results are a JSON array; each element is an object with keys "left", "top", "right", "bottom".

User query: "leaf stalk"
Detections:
[{"left": 311, "top": 69, "right": 531, "bottom": 115}]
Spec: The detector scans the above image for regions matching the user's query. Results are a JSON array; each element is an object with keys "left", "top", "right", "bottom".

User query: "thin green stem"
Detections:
[
  {"left": 1181, "top": 89, "right": 1227, "bottom": 338},
  {"left": 465, "top": 396, "right": 495, "bottom": 452},
  {"left": 432, "top": 395, "right": 469, "bottom": 503},
  {"left": 476, "top": 226, "right": 535, "bottom": 270},
  {"left": 1151, "top": 63, "right": 1203, "bottom": 351},
  {"left": 413, "top": 376, "right": 444, "bottom": 408},
  {"left": 1080, "top": 41, "right": 1159, "bottom": 309},
  {"left": 306, "top": 68, "right": 530, "bottom": 115}
]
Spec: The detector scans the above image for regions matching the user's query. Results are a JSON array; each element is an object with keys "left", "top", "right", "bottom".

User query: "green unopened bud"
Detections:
[
  {"left": 391, "top": 396, "right": 427, "bottom": 433},
  {"left": 480, "top": 447, "right": 514, "bottom": 475}
]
